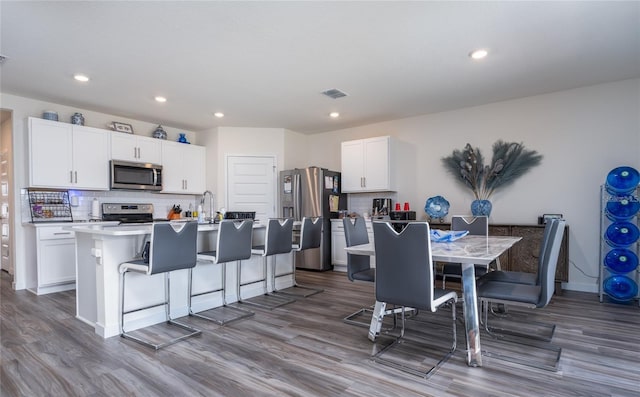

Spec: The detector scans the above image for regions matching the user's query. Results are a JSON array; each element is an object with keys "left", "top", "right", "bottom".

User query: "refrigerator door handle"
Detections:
[{"left": 293, "top": 172, "right": 302, "bottom": 221}]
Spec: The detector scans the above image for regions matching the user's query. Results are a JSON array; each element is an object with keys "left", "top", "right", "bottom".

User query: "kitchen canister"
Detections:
[{"left": 71, "top": 112, "right": 85, "bottom": 126}]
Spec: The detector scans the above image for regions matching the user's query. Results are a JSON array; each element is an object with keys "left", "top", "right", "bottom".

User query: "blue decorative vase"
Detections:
[
  {"left": 471, "top": 199, "right": 492, "bottom": 217},
  {"left": 177, "top": 133, "right": 189, "bottom": 143}
]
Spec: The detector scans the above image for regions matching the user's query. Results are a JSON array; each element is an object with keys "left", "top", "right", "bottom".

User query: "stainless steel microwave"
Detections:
[{"left": 110, "top": 160, "right": 162, "bottom": 191}]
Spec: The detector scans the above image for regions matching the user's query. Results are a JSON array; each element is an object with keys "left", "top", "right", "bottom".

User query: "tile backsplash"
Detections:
[
  {"left": 346, "top": 192, "right": 399, "bottom": 217},
  {"left": 21, "top": 189, "right": 207, "bottom": 222}
]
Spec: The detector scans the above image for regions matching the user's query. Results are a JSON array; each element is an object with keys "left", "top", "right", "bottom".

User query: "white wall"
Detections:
[{"left": 304, "top": 78, "right": 640, "bottom": 292}]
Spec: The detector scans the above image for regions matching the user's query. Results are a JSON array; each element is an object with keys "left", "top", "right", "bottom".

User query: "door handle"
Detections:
[{"left": 74, "top": 171, "right": 78, "bottom": 183}]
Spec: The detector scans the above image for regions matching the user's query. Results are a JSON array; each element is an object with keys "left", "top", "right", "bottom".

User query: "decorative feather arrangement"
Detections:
[{"left": 442, "top": 141, "right": 543, "bottom": 200}]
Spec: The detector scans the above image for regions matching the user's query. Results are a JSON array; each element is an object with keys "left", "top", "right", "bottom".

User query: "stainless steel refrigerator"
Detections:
[{"left": 280, "top": 167, "right": 346, "bottom": 270}]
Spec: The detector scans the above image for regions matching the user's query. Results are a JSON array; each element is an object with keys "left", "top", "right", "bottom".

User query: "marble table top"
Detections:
[{"left": 345, "top": 235, "right": 522, "bottom": 265}]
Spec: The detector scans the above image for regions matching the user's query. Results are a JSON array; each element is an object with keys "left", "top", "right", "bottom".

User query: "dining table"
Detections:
[{"left": 345, "top": 234, "right": 522, "bottom": 367}]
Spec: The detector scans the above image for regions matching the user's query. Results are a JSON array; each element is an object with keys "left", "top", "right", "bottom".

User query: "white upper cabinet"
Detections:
[
  {"left": 29, "top": 118, "right": 110, "bottom": 190},
  {"left": 341, "top": 136, "right": 394, "bottom": 192},
  {"left": 111, "top": 132, "right": 162, "bottom": 164},
  {"left": 160, "top": 141, "right": 206, "bottom": 194}
]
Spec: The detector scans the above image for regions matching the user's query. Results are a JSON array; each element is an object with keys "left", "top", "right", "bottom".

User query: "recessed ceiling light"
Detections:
[
  {"left": 214, "top": 112, "right": 224, "bottom": 118},
  {"left": 155, "top": 96, "right": 167, "bottom": 103},
  {"left": 469, "top": 49, "right": 488, "bottom": 60},
  {"left": 74, "top": 74, "right": 89, "bottom": 82},
  {"left": 329, "top": 112, "right": 340, "bottom": 118}
]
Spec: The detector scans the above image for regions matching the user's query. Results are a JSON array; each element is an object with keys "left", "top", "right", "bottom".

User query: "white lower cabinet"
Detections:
[
  {"left": 26, "top": 225, "right": 76, "bottom": 295},
  {"left": 331, "top": 219, "right": 375, "bottom": 272},
  {"left": 331, "top": 220, "right": 347, "bottom": 271}
]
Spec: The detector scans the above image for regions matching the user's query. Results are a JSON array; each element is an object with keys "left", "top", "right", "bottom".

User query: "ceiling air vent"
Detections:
[{"left": 321, "top": 88, "right": 348, "bottom": 99}]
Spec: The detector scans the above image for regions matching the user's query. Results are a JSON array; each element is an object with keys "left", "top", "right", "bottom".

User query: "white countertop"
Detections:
[{"left": 65, "top": 221, "right": 264, "bottom": 236}]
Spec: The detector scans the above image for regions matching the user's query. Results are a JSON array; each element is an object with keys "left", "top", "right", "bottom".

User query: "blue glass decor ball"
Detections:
[
  {"left": 425, "top": 196, "right": 450, "bottom": 219},
  {"left": 603, "top": 249, "right": 639, "bottom": 274},
  {"left": 603, "top": 275, "right": 638, "bottom": 302},
  {"left": 605, "top": 221, "right": 640, "bottom": 247},
  {"left": 606, "top": 195, "right": 640, "bottom": 221},
  {"left": 605, "top": 166, "right": 639, "bottom": 194}
]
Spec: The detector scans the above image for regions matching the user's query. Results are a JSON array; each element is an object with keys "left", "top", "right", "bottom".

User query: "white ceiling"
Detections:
[{"left": 1, "top": 1, "right": 639, "bottom": 134}]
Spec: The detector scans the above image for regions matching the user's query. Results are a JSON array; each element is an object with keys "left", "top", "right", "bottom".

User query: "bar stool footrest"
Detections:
[
  {"left": 275, "top": 283, "right": 323, "bottom": 298},
  {"left": 190, "top": 305, "right": 254, "bottom": 325},
  {"left": 240, "top": 293, "right": 295, "bottom": 310},
  {"left": 121, "top": 319, "right": 201, "bottom": 350}
]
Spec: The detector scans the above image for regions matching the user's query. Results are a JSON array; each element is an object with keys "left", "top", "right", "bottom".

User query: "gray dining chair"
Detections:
[
  {"left": 441, "top": 215, "right": 491, "bottom": 288},
  {"left": 275, "top": 216, "right": 324, "bottom": 297},
  {"left": 372, "top": 221, "right": 458, "bottom": 379},
  {"left": 476, "top": 218, "right": 557, "bottom": 341},
  {"left": 477, "top": 219, "right": 566, "bottom": 371},
  {"left": 241, "top": 218, "right": 296, "bottom": 309},
  {"left": 190, "top": 219, "right": 255, "bottom": 325},
  {"left": 119, "top": 221, "right": 201, "bottom": 350},
  {"left": 342, "top": 216, "right": 376, "bottom": 326}
]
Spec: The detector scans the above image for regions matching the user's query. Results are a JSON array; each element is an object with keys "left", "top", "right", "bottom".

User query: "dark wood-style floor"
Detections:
[{"left": 1, "top": 269, "right": 639, "bottom": 397}]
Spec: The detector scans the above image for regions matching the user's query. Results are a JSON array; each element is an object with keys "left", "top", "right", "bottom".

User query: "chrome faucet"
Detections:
[{"left": 200, "top": 190, "right": 215, "bottom": 223}]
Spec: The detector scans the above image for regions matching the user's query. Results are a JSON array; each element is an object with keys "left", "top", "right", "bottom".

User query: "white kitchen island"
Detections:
[{"left": 67, "top": 222, "right": 291, "bottom": 338}]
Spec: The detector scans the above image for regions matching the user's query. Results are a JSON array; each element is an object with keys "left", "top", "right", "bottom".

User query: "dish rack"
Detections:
[{"left": 28, "top": 188, "right": 73, "bottom": 223}]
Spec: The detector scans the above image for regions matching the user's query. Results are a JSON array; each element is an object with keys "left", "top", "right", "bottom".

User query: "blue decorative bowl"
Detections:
[
  {"left": 425, "top": 196, "right": 450, "bottom": 219},
  {"left": 603, "top": 275, "right": 638, "bottom": 302},
  {"left": 606, "top": 166, "right": 639, "bottom": 194},
  {"left": 603, "top": 249, "right": 639, "bottom": 274},
  {"left": 605, "top": 194, "right": 640, "bottom": 221},
  {"left": 605, "top": 221, "right": 640, "bottom": 247}
]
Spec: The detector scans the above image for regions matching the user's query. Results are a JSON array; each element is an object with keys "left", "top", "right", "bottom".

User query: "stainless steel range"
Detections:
[{"left": 101, "top": 203, "right": 158, "bottom": 224}]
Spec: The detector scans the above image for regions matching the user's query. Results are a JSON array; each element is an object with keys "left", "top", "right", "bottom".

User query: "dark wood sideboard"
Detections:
[{"left": 432, "top": 223, "right": 569, "bottom": 293}]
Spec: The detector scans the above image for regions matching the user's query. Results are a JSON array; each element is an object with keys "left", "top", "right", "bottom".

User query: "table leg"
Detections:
[
  {"left": 461, "top": 262, "right": 482, "bottom": 367},
  {"left": 368, "top": 301, "right": 386, "bottom": 341}
]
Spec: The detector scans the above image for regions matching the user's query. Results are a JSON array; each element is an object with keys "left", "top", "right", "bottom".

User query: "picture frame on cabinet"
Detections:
[{"left": 111, "top": 122, "right": 133, "bottom": 134}]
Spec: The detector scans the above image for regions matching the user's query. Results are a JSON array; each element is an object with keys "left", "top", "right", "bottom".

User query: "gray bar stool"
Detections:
[
  {"left": 190, "top": 219, "right": 255, "bottom": 325},
  {"left": 240, "top": 218, "right": 296, "bottom": 309},
  {"left": 119, "top": 221, "right": 201, "bottom": 350},
  {"left": 274, "top": 216, "right": 324, "bottom": 297}
]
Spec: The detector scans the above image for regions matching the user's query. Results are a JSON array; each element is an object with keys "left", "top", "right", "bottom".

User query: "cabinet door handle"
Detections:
[
  {"left": 184, "top": 180, "right": 187, "bottom": 190},
  {"left": 53, "top": 232, "right": 72, "bottom": 236},
  {"left": 70, "top": 171, "right": 73, "bottom": 183},
  {"left": 74, "top": 171, "right": 78, "bottom": 183},
  {"left": 137, "top": 147, "right": 141, "bottom": 158}
]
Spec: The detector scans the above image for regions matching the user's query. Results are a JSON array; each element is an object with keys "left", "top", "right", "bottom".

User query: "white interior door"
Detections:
[{"left": 226, "top": 156, "right": 276, "bottom": 223}]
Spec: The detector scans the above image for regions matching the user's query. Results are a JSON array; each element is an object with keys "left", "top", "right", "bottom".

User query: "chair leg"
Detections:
[
  {"left": 373, "top": 301, "right": 457, "bottom": 379},
  {"left": 480, "top": 299, "right": 561, "bottom": 371},
  {"left": 272, "top": 251, "right": 323, "bottom": 297},
  {"left": 482, "top": 301, "right": 556, "bottom": 342},
  {"left": 188, "top": 262, "right": 254, "bottom": 326},
  {"left": 238, "top": 256, "right": 295, "bottom": 310},
  {"left": 121, "top": 271, "right": 201, "bottom": 350}
]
